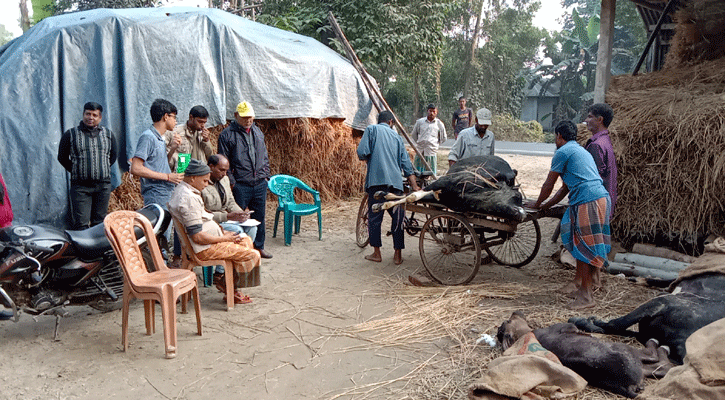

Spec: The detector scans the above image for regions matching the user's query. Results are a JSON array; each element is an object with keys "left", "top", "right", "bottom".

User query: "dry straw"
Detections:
[
  {"left": 606, "top": 57, "right": 725, "bottom": 239},
  {"left": 109, "top": 118, "right": 365, "bottom": 211}
]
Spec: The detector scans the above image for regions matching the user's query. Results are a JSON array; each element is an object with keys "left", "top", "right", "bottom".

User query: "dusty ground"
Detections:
[{"left": 0, "top": 154, "right": 660, "bottom": 400}]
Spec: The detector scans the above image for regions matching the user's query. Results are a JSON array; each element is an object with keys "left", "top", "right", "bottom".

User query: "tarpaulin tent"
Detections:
[{"left": 0, "top": 7, "right": 375, "bottom": 226}]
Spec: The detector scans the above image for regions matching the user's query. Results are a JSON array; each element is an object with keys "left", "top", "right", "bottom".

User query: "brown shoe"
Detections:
[{"left": 258, "top": 249, "right": 273, "bottom": 259}]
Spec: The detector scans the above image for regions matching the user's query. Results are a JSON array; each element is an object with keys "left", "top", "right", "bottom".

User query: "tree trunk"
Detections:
[
  {"left": 20, "top": 0, "right": 31, "bottom": 32},
  {"left": 463, "top": 0, "right": 485, "bottom": 99},
  {"left": 412, "top": 71, "right": 421, "bottom": 125}
]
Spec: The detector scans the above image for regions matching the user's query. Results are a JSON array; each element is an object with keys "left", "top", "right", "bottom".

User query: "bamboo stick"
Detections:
[
  {"left": 327, "top": 12, "right": 438, "bottom": 179},
  {"left": 613, "top": 253, "right": 690, "bottom": 272},
  {"left": 607, "top": 261, "right": 679, "bottom": 280}
]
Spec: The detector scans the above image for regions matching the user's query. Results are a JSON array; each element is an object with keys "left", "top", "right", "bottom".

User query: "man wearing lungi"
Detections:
[
  {"left": 527, "top": 121, "right": 611, "bottom": 309},
  {"left": 411, "top": 103, "right": 447, "bottom": 175},
  {"left": 168, "top": 159, "right": 261, "bottom": 305}
]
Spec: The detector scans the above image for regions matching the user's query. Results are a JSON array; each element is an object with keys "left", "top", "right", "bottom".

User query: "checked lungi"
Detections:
[
  {"left": 196, "top": 236, "right": 261, "bottom": 288},
  {"left": 414, "top": 155, "right": 437, "bottom": 175},
  {"left": 560, "top": 196, "right": 611, "bottom": 269}
]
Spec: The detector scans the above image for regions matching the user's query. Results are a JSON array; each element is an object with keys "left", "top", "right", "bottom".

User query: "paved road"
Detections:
[{"left": 440, "top": 139, "right": 555, "bottom": 156}]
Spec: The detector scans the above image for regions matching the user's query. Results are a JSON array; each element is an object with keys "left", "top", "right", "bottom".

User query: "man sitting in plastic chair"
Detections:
[{"left": 168, "top": 159, "right": 261, "bottom": 305}]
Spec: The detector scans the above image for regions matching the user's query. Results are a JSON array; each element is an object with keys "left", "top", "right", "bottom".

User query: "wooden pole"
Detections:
[
  {"left": 327, "top": 12, "right": 437, "bottom": 179},
  {"left": 594, "top": 0, "right": 616, "bottom": 103},
  {"left": 632, "top": 0, "right": 678, "bottom": 76}
]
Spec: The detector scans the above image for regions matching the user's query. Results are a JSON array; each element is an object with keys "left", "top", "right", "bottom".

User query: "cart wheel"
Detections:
[
  {"left": 404, "top": 212, "right": 421, "bottom": 236},
  {"left": 483, "top": 218, "right": 541, "bottom": 268},
  {"left": 419, "top": 213, "right": 481, "bottom": 285},
  {"left": 355, "top": 194, "right": 370, "bottom": 248}
]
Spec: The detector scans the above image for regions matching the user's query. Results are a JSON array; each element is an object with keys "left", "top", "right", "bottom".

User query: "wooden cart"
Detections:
[{"left": 356, "top": 194, "right": 566, "bottom": 285}]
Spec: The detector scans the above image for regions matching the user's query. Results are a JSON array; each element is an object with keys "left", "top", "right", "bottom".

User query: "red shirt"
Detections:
[{"left": 0, "top": 173, "right": 12, "bottom": 228}]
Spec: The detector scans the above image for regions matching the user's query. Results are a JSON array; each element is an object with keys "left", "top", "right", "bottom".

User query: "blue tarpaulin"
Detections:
[{"left": 0, "top": 7, "right": 375, "bottom": 226}]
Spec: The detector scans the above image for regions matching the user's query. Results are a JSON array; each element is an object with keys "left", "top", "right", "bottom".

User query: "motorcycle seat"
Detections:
[
  {"left": 66, "top": 223, "right": 112, "bottom": 261},
  {"left": 65, "top": 204, "right": 167, "bottom": 261}
]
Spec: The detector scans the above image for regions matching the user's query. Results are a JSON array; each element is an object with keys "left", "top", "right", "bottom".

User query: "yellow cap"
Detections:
[{"left": 236, "top": 101, "right": 255, "bottom": 117}]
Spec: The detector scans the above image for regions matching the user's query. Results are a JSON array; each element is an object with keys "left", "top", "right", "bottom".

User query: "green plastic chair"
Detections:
[{"left": 268, "top": 174, "right": 322, "bottom": 246}]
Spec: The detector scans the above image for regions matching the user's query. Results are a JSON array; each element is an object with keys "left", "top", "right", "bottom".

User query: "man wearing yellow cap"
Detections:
[{"left": 217, "top": 102, "right": 273, "bottom": 259}]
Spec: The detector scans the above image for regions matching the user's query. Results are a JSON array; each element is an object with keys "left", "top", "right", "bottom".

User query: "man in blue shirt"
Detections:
[
  {"left": 357, "top": 111, "right": 420, "bottom": 265},
  {"left": 130, "top": 99, "right": 184, "bottom": 259},
  {"left": 527, "top": 121, "right": 611, "bottom": 310}
]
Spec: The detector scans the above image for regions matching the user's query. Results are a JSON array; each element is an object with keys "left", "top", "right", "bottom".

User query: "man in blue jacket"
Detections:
[
  {"left": 217, "top": 102, "right": 273, "bottom": 259},
  {"left": 357, "top": 111, "right": 419, "bottom": 265}
]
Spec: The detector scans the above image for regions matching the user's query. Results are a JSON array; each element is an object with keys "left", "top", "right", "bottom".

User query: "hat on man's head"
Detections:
[
  {"left": 236, "top": 101, "right": 255, "bottom": 118},
  {"left": 476, "top": 108, "right": 492, "bottom": 125},
  {"left": 184, "top": 159, "right": 211, "bottom": 176}
]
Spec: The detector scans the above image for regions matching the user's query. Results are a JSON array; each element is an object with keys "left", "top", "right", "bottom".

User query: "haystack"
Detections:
[
  {"left": 606, "top": 57, "right": 725, "bottom": 246},
  {"left": 664, "top": 0, "right": 725, "bottom": 69},
  {"left": 109, "top": 118, "right": 365, "bottom": 212}
]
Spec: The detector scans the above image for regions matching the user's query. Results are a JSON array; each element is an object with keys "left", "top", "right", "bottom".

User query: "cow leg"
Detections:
[{"left": 571, "top": 297, "right": 671, "bottom": 337}]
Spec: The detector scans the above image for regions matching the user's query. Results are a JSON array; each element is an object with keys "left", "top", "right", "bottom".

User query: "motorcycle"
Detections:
[{"left": 0, "top": 204, "right": 171, "bottom": 328}]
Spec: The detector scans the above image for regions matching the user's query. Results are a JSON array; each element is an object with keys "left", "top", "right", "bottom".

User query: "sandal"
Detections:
[
  {"left": 213, "top": 273, "right": 226, "bottom": 293},
  {"left": 223, "top": 291, "right": 252, "bottom": 304}
]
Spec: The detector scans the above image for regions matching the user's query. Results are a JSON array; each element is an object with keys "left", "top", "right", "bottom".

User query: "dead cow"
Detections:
[
  {"left": 497, "top": 312, "right": 674, "bottom": 398},
  {"left": 570, "top": 273, "right": 725, "bottom": 364},
  {"left": 372, "top": 155, "right": 526, "bottom": 221}
]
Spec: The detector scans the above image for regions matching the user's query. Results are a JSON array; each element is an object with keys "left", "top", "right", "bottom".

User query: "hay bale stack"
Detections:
[
  {"left": 665, "top": 0, "right": 725, "bottom": 69},
  {"left": 606, "top": 57, "right": 725, "bottom": 240},
  {"left": 109, "top": 117, "right": 364, "bottom": 212},
  {"left": 256, "top": 118, "right": 364, "bottom": 201}
]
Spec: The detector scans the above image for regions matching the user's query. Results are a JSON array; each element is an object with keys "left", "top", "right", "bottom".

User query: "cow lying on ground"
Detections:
[
  {"left": 372, "top": 155, "right": 526, "bottom": 222},
  {"left": 498, "top": 312, "right": 674, "bottom": 398},
  {"left": 570, "top": 273, "right": 725, "bottom": 365}
]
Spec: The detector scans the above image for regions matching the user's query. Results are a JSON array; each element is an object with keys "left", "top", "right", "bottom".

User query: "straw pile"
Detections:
[
  {"left": 606, "top": 57, "right": 725, "bottom": 240},
  {"left": 109, "top": 118, "right": 365, "bottom": 211},
  {"left": 664, "top": 0, "right": 725, "bottom": 69}
]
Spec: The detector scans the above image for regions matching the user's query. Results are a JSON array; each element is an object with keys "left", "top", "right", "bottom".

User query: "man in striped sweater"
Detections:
[{"left": 58, "top": 102, "right": 118, "bottom": 230}]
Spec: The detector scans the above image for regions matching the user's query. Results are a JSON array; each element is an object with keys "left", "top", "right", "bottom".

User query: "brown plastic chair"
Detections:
[
  {"left": 171, "top": 217, "right": 235, "bottom": 311},
  {"left": 104, "top": 211, "right": 202, "bottom": 359}
]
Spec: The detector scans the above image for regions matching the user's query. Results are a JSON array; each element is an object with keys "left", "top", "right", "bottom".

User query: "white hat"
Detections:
[{"left": 476, "top": 108, "right": 492, "bottom": 125}]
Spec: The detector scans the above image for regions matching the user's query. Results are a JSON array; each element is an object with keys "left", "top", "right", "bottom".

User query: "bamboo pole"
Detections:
[
  {"left": 613, "top": 253, "right": 690, "bottom": 272},
  {"left": 327, "top": 12, "right": 438, "bottom": 180},
  {"left": 607, "top": 261, "right": 678, "bottom": 281}
]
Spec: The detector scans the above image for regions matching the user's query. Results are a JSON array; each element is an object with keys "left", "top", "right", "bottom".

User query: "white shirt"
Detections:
[{"left": 411, "top": 117, "right": 447, "bottom": 156}]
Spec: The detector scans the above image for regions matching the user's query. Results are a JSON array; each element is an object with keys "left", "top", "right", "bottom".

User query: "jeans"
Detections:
[
  {"left": 231, "top": 179, "right": 268, "bottom": 250},
  {"left": 367, "top": 186, "right": 405, "bottom": 250},
  {"left": 69, "top": 181, "right": 112, "bottom": 230},
  {"left": 215, "top": 222, "right": 258, "bottom": 273},
  {"left": 143, "top": 191, "right": 173, "bottom": 258}
]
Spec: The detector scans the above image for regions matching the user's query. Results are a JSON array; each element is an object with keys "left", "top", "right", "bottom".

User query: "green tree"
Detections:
[
  {"left": 258, "top": 0, "right": 455, "bottom": 123},
  {"left": 52, "top": 0, "right": 157, "bottom": 14},
  {"left": 32, "top": 0, "right": 54, "bottom": 23},
  {"left": 0, "top": 24, "right": 13, "bottom": 47}
]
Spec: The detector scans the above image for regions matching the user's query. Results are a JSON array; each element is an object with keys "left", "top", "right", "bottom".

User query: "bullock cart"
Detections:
[{"left": 355, "top": 193, "right": 566, "bottom": 285}]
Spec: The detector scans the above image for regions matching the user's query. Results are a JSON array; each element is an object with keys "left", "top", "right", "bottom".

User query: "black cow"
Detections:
[
  {"left": 423, "top": 155, "right": 526, "bottom": 221},
  {"left": 570, "top": 273, "right": 725, "bottom": 364},
  {"left": 498, "top": 312, "right": 674, "bottom": 398}
]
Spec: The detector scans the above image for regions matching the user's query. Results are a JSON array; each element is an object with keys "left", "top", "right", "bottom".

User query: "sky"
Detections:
[{"left": 1, "top": 0, "right": 566, "bottom": 40}]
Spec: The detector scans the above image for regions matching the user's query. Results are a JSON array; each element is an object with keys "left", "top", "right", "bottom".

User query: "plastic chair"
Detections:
[
  {"left": 104, "top": 211, "right": 202, "bottom": 359},
  {"left": 268, "top": 174, "right": 322, "bottom": 246},
  {"left": 171, "top": 217, "right": 235, "bottom": 312}
]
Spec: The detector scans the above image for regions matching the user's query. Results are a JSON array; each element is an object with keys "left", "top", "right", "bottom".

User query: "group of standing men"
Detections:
[
  {"left": 58, "top": 99, "right": 274, "bottom": 305},
  {"left": 528, "top": 103, "right": 617, "bottom": 310},
  {"left": 358, "top": 98, "right": 618, "bottom": 311},
  {"left": 359, "top": 98, "right": 497, "bottom": 264}
]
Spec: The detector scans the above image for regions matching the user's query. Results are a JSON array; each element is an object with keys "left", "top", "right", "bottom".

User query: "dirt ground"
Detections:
[{"left": 0, "top": 154, "right": 660, "bottom": 400}]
